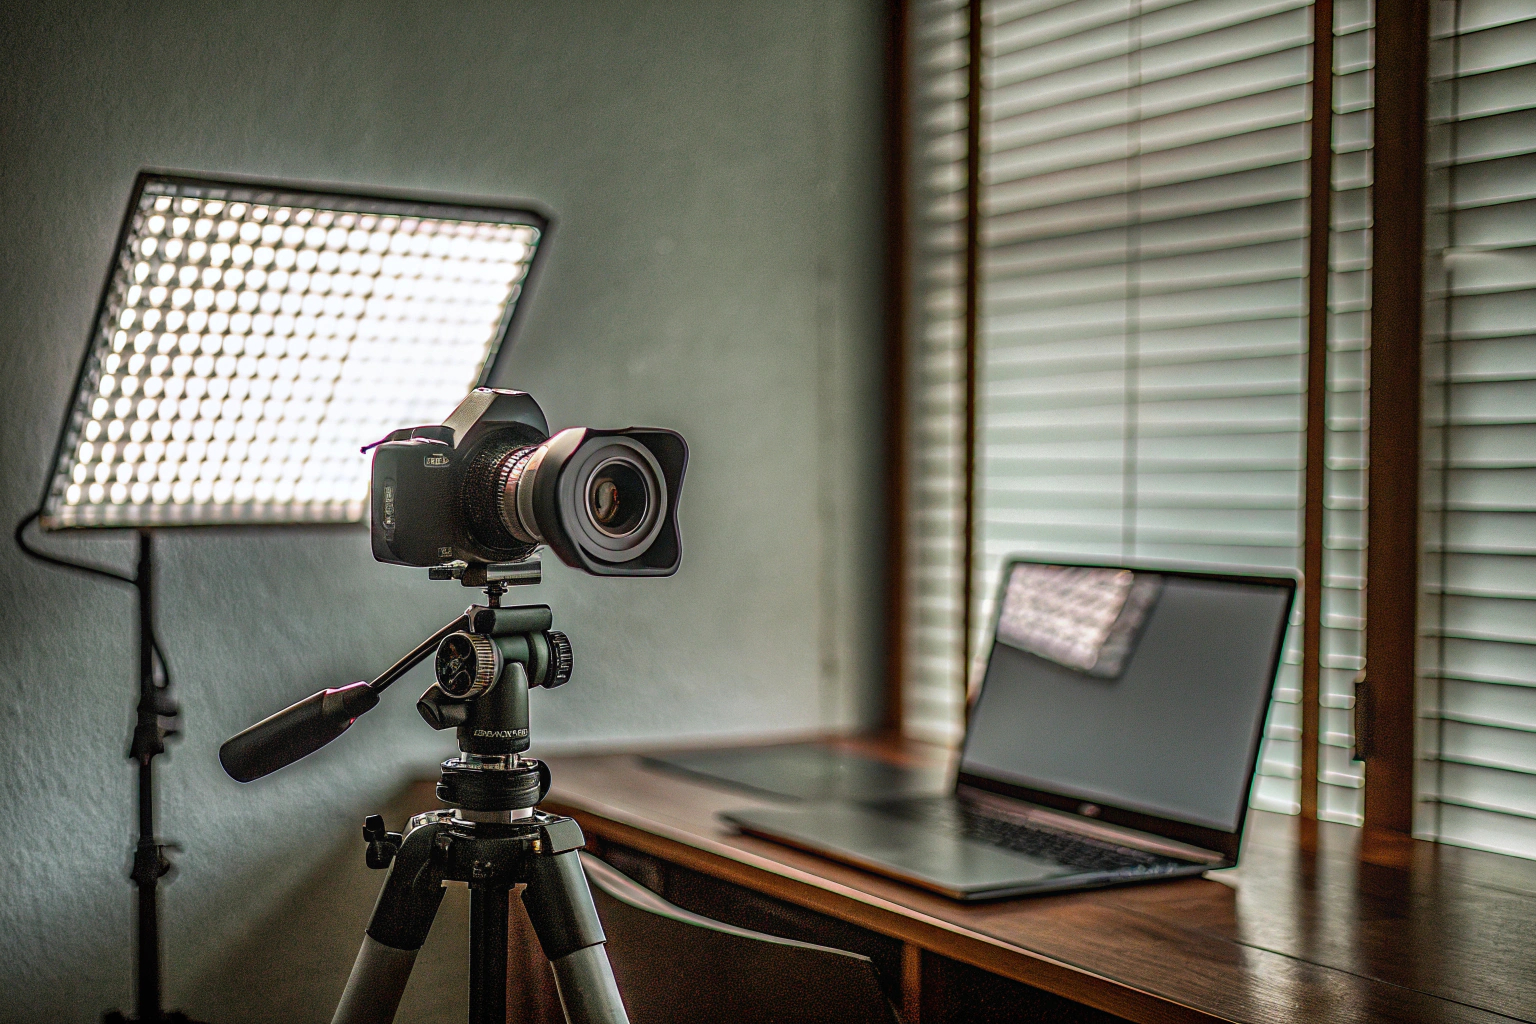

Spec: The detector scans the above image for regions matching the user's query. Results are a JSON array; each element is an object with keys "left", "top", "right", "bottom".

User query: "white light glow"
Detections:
[{"left": 44, "top": 179, "right": 541, "bottom": 527}]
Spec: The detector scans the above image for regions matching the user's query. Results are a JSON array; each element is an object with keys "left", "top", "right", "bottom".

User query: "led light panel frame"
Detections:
[{"left": 40, "top": 173, "right": 547, "bottom": 530}]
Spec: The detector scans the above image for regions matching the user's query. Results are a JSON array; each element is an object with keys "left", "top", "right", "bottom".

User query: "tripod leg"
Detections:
[
  {"left": 333, "top": 937, "right": 421, "bottom": 1024},
  {"left": 548, "top": 946, "right": 628, "bottom": 1024},
  {"left": 333, "top": 821, "right": 450, "bottom": 1024},
  {"left": 522, "top": 850, "right": 629, "bottom": 1024},
  {"left": 469, "top": 884, "right": 509, "bottom": 1024}
]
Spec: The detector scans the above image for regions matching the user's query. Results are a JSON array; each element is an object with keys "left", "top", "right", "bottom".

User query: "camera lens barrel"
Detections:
[{"left": 495, "top": 444, "right": 546, "bottom": 546}]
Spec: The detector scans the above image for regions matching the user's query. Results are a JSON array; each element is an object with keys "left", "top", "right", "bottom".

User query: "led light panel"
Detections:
[{"left": 41, "top": 174, "right": 544, "bottom": 529}]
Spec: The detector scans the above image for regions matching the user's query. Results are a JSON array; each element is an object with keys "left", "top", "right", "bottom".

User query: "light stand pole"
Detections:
[{"left": 106, "top": 530, "right": 192, "bottom": 1024}]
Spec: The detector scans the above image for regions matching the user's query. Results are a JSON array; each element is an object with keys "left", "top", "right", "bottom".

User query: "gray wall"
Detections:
[{"left": 0, "top": 2, "right": 890, "bottom": 1019}]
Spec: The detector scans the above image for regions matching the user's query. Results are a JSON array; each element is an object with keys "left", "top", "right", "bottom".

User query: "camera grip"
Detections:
[{"left": 220, "top": 681, "right": 380, "bottom": 782}]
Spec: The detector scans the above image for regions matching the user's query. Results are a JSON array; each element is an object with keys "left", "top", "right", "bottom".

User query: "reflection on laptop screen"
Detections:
[{"left": 961, "top": 562, "right": 1293, "bottom": 833}]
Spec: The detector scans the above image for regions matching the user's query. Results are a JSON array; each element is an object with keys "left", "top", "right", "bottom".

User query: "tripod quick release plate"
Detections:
[{"left": 429, "top": 557, "right": 542, "bottom": 588}]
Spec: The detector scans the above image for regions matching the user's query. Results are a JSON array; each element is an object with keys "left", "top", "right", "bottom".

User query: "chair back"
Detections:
[{"left": 582, "top": 853, "right": 900, "bottom": 1024}]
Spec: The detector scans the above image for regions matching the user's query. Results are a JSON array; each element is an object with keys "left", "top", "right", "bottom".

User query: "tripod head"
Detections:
[
  {"left": 219, "top": 561, "right": 566, "bottom": 802},
  {"left": 421, "top": 601, "right": 572, "bottom": 818}
]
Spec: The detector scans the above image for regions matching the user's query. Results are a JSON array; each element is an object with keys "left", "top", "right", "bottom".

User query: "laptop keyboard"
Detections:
[{"left": 884, "top": 798, "right": 1193, "bottom": 876}]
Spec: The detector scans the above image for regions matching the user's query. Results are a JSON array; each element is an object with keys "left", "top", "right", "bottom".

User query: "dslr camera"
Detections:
[{"left": 369, "top": 388, "right": 687, "bottom": 576}]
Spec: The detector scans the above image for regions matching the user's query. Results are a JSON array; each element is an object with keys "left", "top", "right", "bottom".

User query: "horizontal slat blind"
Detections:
[
  {"left": 1317, "top": 0, "right": 1373, "bottom": 826},
  {"left": 974, "top": 0, "right": 1313, "bottom": 811},
  {"left": 1421, "top": 0, "right": 1536, "bottom": 857},
  {"left": 903, "top": 0, "right": 971, "bottom": 744}
]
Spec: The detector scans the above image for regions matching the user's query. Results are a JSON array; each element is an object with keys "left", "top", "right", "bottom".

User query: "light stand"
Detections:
[
  {"left": 117, "top": 531, "right": 187, "bottom": 1024},
  {"left": 15, "top": 522, "right": 198, "bottom": 1024},
  {"left": 25, "top": 172, "right": 547, "bottom": 1022}
]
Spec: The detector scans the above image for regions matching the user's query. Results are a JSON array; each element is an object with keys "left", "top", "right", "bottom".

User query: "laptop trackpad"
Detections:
[{"left": 724, "top": 803, "right": 1075, "bottom": 895}]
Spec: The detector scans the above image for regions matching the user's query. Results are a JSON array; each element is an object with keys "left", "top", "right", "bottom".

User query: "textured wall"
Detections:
[{"left": 0, "top": 2, "right": 889, "bottom": 1019}]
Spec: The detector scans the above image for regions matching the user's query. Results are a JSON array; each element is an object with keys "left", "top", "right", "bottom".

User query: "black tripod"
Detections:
[{"left": 221, "top": 579, "right": 629, "bottom": 1024}]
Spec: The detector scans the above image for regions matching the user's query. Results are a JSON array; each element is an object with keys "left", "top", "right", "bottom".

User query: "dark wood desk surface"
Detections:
[{"left": 541, "top": 737, "right": 1536, "bottom": 1024}]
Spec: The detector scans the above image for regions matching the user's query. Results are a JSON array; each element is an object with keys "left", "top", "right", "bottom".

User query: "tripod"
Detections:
[
  {"left": 220, "top": 578, "right": 629, "bottom": 1024},
  {"left": 335, "top": 599, "right": 626, "bottom": 1024}
]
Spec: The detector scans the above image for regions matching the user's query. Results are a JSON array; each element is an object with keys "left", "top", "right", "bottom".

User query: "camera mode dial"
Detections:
[{"left": 435, "top": 632, "right": 498, "bottom": 699}]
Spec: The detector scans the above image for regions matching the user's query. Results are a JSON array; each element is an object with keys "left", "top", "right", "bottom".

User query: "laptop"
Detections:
[{"left": 722, "top": 556, "right": 1296, "bottom": 900}]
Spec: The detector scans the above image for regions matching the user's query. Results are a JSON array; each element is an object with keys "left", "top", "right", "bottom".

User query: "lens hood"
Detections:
[{"left": 524, "top": 427, "right": 687, "bottom": 577}]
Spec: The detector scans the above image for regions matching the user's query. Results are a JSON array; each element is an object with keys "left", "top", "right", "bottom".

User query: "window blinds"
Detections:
[
  {"left": 903, "top": 0, "right": 1379, "bottom": 824},
  {"left": 903, "top": 0, "right": 972, "bottom": 744},
  {"left": 1421, "top": 0, "right": 1536, "bottom": 858},
  {"left": 973, "top": 0, "right": 1313, "bottom": 812},
  {"left": 1317, "top": 0, "right": 1374, "bottom": 825}
]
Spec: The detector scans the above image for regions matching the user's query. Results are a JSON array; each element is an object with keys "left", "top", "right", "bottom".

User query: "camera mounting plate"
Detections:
[{"left": 429, "top": 556, "right": 542, "bottom": 590}]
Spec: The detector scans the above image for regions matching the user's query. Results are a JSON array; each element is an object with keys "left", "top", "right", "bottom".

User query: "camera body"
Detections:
[{"left": 370, "top": 388, "right": 687, "bottom": 576}]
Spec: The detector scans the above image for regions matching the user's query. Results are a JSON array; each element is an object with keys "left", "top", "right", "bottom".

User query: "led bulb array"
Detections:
[{"left": 43, "top": 178, "right": 543, "bottom": 528}]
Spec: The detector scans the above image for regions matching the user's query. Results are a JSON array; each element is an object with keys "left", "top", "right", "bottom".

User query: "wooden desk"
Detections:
[{"left": 532, "top": 738, "right": 1536, "bottom": 1024}]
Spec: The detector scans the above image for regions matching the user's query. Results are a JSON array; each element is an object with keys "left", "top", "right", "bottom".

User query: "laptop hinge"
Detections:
[{"left": 956, "top": 785, "right": 1228, "bottom": 865}]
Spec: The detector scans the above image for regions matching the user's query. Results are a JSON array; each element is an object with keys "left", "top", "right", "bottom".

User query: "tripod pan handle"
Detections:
[{"left": 220, "top": 682, "right": 380, "bottom": 782}]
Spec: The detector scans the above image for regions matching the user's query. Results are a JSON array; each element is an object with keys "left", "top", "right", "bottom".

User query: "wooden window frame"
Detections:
[{"left": 1362, "top": 0, "right": 1430, "bottom": 837}]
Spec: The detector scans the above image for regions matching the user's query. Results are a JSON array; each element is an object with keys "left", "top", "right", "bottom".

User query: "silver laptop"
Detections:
[{"left": 723, "top": 557, "right": 1296, "bottom": 900}]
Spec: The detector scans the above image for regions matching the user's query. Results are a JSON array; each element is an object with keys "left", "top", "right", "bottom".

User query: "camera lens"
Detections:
[
  {"left": 492, "top": 427, "right": 676, "bottom": 570},
  {"left": 565, "top": 438, "right": 666, "bottom": 561},
  {"left": 587, "top": 458, "right": 649, "bottom": 538}
]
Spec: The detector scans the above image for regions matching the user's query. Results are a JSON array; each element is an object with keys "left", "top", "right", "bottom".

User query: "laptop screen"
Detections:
[{"left": 960, "top": 561, "right": 1294, "bottom": 834}]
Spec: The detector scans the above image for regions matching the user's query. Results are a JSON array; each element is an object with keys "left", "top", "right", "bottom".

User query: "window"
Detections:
[
  {"left": 973, "top": 0, "right": 1316, "bottom": 814},
  {"left": 901, "top": 0, "right": 1350, "bottom": 815},
  {"left": 1420, "top": 0, "right": 1536, "bottom": 857},
  {"left": 900, "top": 0, "right": 1536, "bottom": 857}
]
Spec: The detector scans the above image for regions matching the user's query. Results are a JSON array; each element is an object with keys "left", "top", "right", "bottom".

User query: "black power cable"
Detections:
[{"left": 14, "top": 510, "right": 173, "bottom": 687}]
